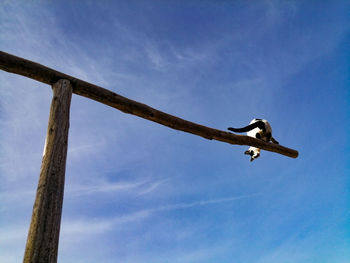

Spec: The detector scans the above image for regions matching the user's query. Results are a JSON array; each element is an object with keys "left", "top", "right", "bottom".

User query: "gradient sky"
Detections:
[{"left": 1, "top": 1, "right": 349, "bottom": 262}]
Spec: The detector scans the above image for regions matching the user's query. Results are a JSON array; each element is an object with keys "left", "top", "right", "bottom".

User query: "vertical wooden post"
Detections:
[{"left": 23, "top": 79, "right": 72, "bottom": 263}]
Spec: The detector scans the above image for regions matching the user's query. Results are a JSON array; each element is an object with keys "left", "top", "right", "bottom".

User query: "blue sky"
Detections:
[{"left": 0, "top": 1, "right": 349, "bottom": 262}]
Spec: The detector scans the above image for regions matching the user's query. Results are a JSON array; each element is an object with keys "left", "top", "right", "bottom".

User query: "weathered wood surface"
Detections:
[
  {"left": 23, "top": 80, "right": 72, "bottom": 263},
  {"left": 0, "top": 51, "right": 298, "bottom": 158}
]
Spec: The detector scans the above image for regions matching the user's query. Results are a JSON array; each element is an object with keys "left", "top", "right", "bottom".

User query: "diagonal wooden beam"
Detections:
[{"left": 0, "top": 50, "right": 298, "bottom": 158}]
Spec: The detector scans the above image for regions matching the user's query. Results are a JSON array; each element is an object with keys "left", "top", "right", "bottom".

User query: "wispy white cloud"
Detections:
[
  {"left": 137, "top": 178, "right": 169, "bottom": 196},
  {"left": 61, "top": 192, "right": 258, "bottom": 237},
  {"left": 0, "top": 192, "right": 256, "bottom": 245},
  {"left": 61, "top": 210, "right": 151, "bottom": 236},
  {"left": 0, "top": 178, "right": 167, "bottom": 209},
  {"left": 66, "top": 180, "right": 147, "bottom": 197},
  {"left": 155, "top": 193, "right": 260, "bottom": 211},
  {"left": 68, "top": 141, "right": 106, "bottom": 156}
]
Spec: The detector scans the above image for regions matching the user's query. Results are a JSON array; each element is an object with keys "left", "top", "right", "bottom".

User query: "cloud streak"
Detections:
[
  {"left": 60, "top": 192, "right": 259, "bottom": 236},
  {"left": 1, "top": 192, "right": 258, "bottom": 246}
]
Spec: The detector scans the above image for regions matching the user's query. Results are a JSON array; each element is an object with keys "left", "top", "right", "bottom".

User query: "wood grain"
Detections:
[{"left": 23, "top": 80, "right": 72, "bottom": 263}]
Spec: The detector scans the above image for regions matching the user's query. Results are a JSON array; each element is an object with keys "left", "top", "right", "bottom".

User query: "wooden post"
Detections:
[{"left": 23, "top": 79, "right": 72, "bottom": 263}]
